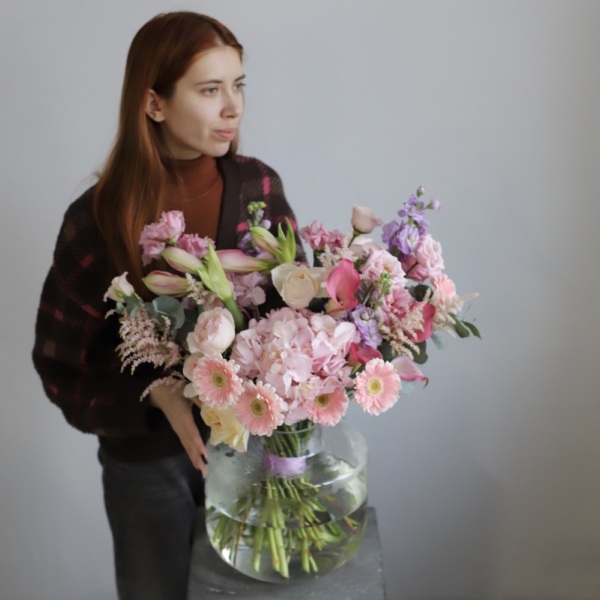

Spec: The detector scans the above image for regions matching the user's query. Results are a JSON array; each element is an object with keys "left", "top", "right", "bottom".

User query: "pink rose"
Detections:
[
  {"left": 360, "top": 248, "right": 406, "bottom": 285},
  {"left": 186, "top": 307, "right": 235, "bottom": 355},
  {"left": 431, "top": 274, "right": 456, "bottom": 303}
]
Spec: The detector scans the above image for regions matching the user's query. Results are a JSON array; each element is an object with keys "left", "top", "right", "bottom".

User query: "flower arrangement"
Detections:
[{"left": 105, "top": 187, "right": 479, "bottom": 579}]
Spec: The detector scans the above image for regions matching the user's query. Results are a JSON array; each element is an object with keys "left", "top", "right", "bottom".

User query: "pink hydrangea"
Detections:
[{"left": 228, "top": 272, "right": 267, "bottom": 308}]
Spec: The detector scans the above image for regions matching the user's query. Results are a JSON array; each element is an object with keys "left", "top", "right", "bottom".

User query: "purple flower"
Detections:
[{"left": 349, "top": 305, "right": 382, "bottom": 349}]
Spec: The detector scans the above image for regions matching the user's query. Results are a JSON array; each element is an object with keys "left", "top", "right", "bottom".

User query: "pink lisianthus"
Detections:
[
  {"left": 305, "top": 378, "right": 349, "bottom": 426},
  {"left": 192, "top": 355, "right": 243, "bottom": 408},
  {"left": 353, "top": 358, "right": 401, "bottom": 415},
  {"left": 177, "top": 234, "right": 211, "bottom": 258},
  {"left": 139, "top": 211, "right": 186, "bottom": 265},
  {"left": 401, "top": 234, "right": 445, "bottom": 282},
  {"left": 325, "top": 259, "right": 360, "bottom": 313},
  {"left": 235, "top": 381, "right": 286, "bottom": 436},
  {"left": 299, "top": 221, "right": 345, "bottom": 251}
]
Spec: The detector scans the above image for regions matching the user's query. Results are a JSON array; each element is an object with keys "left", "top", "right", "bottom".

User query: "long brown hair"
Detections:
[{"left": 93, "top": 12, "right": 243, "bottom": 291}]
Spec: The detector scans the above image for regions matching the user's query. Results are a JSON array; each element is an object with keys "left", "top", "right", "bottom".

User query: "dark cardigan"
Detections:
[{"left": 32, "top": 154, "right": 303, "bottom": 462}]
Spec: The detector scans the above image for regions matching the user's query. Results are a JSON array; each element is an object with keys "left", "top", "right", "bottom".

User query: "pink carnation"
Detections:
[
  {"left": 139, "top": 211, "right": 186, "bottom": 265},
  {"left": 177, "top": 234, "right": 211, "bottom": 258},
  {"left": 235, "top": 381, "right": 286, "bottom": 436},
  {"left": 353, "top": 358, "right": 401, "bottom": 415},
  {"left": 401, "top": 234, "right": 444, "bottom": 282},
  {"left": 360, "top": 248, "right": 406, "bottom": 285},
  {"left": 300, "top": 221, "right": 344, "bottom": 251}
]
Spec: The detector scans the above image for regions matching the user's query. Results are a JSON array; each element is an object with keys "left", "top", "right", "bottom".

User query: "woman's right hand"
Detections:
[{"left": 149, "top": 383, "right": 208, "bottom": 476}]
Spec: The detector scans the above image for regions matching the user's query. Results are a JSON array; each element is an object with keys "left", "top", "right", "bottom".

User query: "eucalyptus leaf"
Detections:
[
  {"left": 431, "top": 332, "right": 446, "bottom": 351},
  {"left": 412, "top": 341, "right": 428, "bottom": 365}
]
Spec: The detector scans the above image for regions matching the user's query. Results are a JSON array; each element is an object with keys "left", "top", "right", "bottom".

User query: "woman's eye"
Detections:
[
  {"left": 233, "top": 82, "right": 246, "bottom": 92},
  {"left": 202, "top": 87, "right": 218, "bottom": 96}
]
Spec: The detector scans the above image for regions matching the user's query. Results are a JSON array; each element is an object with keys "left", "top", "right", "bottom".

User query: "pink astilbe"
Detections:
[
  {"left": 235, "top": 381, "right": 286, "bottom": 436},
  {"left": 353, "top": 358, "right": 401, "bottom": 415},
  {"left": 192, "top": 355, "right": 243, "bottom": 408},
  {"left": 116, "top": 305, "right": 182, "bottom": 373}
]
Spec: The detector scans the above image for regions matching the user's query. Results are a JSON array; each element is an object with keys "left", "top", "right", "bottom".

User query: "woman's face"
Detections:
[{"left": 150, "top": 46, "right": 245, "bottom": 160}]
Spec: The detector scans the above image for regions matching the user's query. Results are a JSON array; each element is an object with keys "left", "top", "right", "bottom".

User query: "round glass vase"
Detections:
[{"left": 204, "top": 420, "right": 368, "bottom": 583}]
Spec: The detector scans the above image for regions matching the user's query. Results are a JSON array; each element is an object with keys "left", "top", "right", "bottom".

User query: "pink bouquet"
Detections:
[{"left": 105, "top": 187, "right": 479, "bottom": 577}]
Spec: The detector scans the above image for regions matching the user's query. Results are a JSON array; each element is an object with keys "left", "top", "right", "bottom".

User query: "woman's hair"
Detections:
[{"left": 93, "top": 12, "right": 243, "bottom": 291}]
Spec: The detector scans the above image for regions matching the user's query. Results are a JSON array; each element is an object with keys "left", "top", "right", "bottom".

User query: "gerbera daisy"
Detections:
[
  {"left": 306, "top": 383, "right": 349, "bottom": 426},
  {"left": 235, "top": 381, "right": 286, "bottom": 436},
  {"left": 353, "top": 358, "right": 401, "bottom": 415},
  {"left": 193, "top": 355, "right": 243, "bottom": 408}
]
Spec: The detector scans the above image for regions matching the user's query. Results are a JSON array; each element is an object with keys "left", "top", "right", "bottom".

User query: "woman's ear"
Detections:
[{"left": 145, "top": 89, "right": 166, "bottom": 122}]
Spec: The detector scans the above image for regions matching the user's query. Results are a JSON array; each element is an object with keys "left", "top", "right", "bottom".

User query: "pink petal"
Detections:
[
  {"left": 326, "top": 259, "right": 360, "bottom": 313},
  {"left": 391, "top": 356, "right": 428, "bottom": 382}
]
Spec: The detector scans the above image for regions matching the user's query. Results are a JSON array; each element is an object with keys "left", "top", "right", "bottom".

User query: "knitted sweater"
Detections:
[{"left": 32, "top": 155, "right": 303, "bottom": 462}]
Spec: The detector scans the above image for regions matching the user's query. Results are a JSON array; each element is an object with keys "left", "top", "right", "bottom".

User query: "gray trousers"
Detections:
[{"left": 99, "top": 449, "right": 205, "bottom": 600}]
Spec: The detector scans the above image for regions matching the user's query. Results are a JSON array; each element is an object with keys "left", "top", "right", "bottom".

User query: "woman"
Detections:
[{"left": 32, "top": 12, "right": 302, "bottom": 600}]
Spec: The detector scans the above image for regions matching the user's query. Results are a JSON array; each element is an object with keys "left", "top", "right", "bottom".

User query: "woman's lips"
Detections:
[{"left": 214, "top": 129, "right": 236, "bottom": 141}]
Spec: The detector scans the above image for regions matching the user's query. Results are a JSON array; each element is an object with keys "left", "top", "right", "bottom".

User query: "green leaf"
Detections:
[
  {"left": 453, "top": 318, "right": 471, "bottom": 338},
  {"left": 412, "top": 341, "right": 428, "bottom": 364},
  {"left": 463, "top": 320, "right": 481, "bottom": 339},
  {"left": 151, "top": 295, "right": 185, "bottom": 330}
]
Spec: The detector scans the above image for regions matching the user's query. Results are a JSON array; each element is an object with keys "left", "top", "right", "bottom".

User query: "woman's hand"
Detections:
[{"left": 149, "top": 383, "right": 208, "bottom": 476}]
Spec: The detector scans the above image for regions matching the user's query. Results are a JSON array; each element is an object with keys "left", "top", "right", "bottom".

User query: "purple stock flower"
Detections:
[{"left": 349, "top": 305, "right": 382, "bottom": 349}]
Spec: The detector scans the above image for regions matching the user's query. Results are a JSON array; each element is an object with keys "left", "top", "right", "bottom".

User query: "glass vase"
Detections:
[{"left": 204, "top": 420, "right": 368, "bottom": 583}]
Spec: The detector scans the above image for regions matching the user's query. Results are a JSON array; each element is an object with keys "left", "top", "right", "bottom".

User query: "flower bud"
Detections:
[
  {"left": 161, "top": 247, "right": 203, "bottom": 274},
  {"left": 142, "top": 271, "right": 189, "bottom": 296},
  {"left": 216, "top": 249, "right": 275, "bottom": 272},
  {"left": 351, "top": 205, "right": 383, "bottom": 234}
]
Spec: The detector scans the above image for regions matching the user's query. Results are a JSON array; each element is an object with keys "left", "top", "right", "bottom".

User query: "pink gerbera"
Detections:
[
  {"left": 235, "top": 381, "right": 286, "bottom": 436},
  {"left": 353, "top": 358, "right": 401, "bottom": 415},
  {"left": 193, "top": 355, "right": 243, "bottom": 408},
  {"left": 306, "top": 383, "right": 349, "bottom": 426}
]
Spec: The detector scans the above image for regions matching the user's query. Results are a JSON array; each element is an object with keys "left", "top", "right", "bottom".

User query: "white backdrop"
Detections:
[{"left": 2, "top": 1, "right": 600, "bottom": 599}]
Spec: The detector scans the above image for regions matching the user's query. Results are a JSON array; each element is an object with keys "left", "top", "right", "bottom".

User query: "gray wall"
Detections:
[{"left": 2, "top": 1, "right": 600, "bottom": 599}]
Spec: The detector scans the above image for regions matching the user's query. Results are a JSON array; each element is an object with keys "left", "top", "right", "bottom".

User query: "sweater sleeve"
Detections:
[{"left": 32, "top": 191, "right": 164, "bottom": 437}]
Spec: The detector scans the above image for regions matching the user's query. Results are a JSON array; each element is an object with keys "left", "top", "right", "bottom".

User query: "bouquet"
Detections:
[{"left": 105, "top": 187, "right": 479, "bottom": 579}]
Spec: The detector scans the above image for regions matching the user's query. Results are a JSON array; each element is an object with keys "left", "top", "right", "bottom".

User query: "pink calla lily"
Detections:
[
  {"left": 390, "top": 356, "right": 428, "bottom": 383},
  {"left": 348, "top": 342, "right": 383, "bottom": 368},
  {"left": 325, "top": 259, "right": 360, "bottom": 313},
  {"left": 409, "top": 302, "right": 436, "bottom": 343}
]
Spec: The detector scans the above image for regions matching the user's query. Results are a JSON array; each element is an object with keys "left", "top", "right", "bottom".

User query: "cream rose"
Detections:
[{"left": 271, "top": 264, "right": 324, "bottom": 309}]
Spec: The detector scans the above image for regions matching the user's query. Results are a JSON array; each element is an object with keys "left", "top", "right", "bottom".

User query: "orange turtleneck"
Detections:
[{"left": 165, "top": 154, "right": 223, "bottom": 240}]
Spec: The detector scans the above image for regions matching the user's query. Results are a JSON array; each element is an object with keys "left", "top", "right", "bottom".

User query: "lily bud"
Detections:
[
  {"left": 249, "top": 226, "right": 280, "bottom": 257},
  {"left": 142, "top": 271, "right": 189, "bottom": 296},
  {"left": 161, "top": 247, "right": 203, "bottom": 274},
  {"left": 216, "top": 249, "right": 275, "bottom": 272}
]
